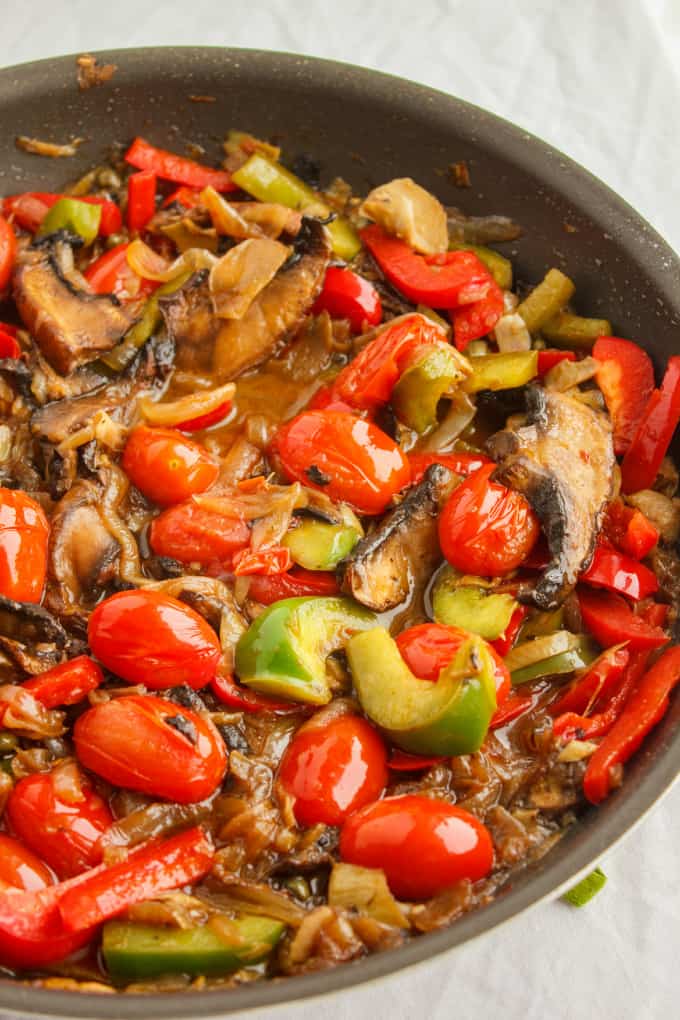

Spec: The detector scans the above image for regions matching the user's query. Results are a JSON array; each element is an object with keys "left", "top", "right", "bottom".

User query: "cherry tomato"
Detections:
[
  {"left": 6, "top": 771, "right": 113, "bottom": 880},
  {"left": 0, "top": 487, "right": 49, "bottom": 603},
  {"left": 438, "top": 463, "right": 539, "bottom": 576},
  {"left": 74, "top": 694, "right": 227, "bottom": 803},
  {"left": 88, "top": 589, "right": 221, "bottom": 689},
  {"left": 272, "top": 410, "right": 410, "bottom": 515},
  {"left": 312, "top": 266, "right": 383, "bottom": 333},
  {"left": 339, "top": 794, "right": 494, "bottom": 899},
  {"left": 122, "top": 426, "right": 219, "bottom": 506},
  {"left": 149, "top": 502, "right": 250, "bottom": 570},
  {"left": 84, "top": 242, "right": 157, "bottom": 300},
  {"left": 177, "top": 400, "right": 233, "bottom": 432},
  {"left": 247, "top": 567, "right": 340, "bottom": 605},
  {"left": 396, "top": 623, "right": 510, "bottom": 705},
  {"left": 0, "top": 834, "right": 53, "bottom": 891},
  {"left": 278, "top": 714, "right": 387, "bottom": 827},
  {"left": 0, "top": 216, "right": 16, "bottom": 291},
  {"left": 408, "top": 451, "right": 492, "bottom": 486},
  {"left": 22, "top": 655, "right": 103, "bottom": 708}
]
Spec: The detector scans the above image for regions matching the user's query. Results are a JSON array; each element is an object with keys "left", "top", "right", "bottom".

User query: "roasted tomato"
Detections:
[
  {"left": 88, "top": 589, "right": 221, "bottom": 689},
  {"left": 121, "top": 426, "right": 219, "bottom": 506},
  {"left": 74, "top": 695, "right": 227, "bottom": 803},
  {"left": 438, "top": 463, "right": 539, "bottom": 576},
  {"left": 149, "top": 502, "right": 250, "bottom": 569},
  {"left": 0, "top": 487, "right": 49, "bottom": 603},
  {"left": 0, "top": 834, "right": 53, "bottom": 891},
  {"left": 339, "top": 794, "right": 494, "bottom": 899},
  {"left": 278, "top": 714, "right": 388, "bottom": 826},
  {"left": 272, "top": 410, "right": 410, "bottom": 515},
  {"left": 6, "top": 771, "right": 113, "bottom": 880},
  {"left": 396, "top": 622, "right": 510, "bottom": 705}
]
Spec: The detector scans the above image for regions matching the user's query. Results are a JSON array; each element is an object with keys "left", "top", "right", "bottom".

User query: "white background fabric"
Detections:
[{"left": 1, "top": 2, "right": 679, "bottom": 1018}]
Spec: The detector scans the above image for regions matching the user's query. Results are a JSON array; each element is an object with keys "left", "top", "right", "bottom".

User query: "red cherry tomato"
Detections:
[
  {"left": 408, "top": 451, "right": 492, "bottom": 486},
  {"left": 272, "top": 410, "right": 410, "bottom": 515},
  {"left": 84, "top": 242, "right": 158, "bottom": 300},
  {"left": 6, "top": 772, "right": 113, "bottom": 880},
  {"left": 312, "top": 266, "right": 383, "bottom": 333},
  {"left": 278, "top": 714, "right": 388, "bottom": 827},
  {"left": 0, "top": 834, "right": 53, "bottom": 891},
  {"left": 396, "top": 623, "right": 510, "bottom": 705},
  {"left": 149, "top": 502, "right": 250, "bottom": 570},
  {"left": 0, "top": 487, "right": 49, "bottom": 603},
  {"left": 88, "top": 589, "right": 221, "bottom": 689},
  {"left": 177, "top": 400, "right": 233, "bottom": 432},
  {"left": 74, "top": 694, "right": 227, "bottom": 803},
  {"left": 339, "top": 794, "right": 494, "bottom": 899},
  {"left": 438, "top": 463, "right": 539, "bottom": 577},
  {"left": 122, "top": 426, "right": 219, "bottom": 506},
  {"left": 247, "top": 567, "right": 340, "bottom": 605},
  {"left": 0, "top": 216, "right": 17, "bottom": 291}
]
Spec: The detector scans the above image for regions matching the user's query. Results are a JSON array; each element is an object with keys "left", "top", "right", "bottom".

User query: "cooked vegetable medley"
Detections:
[{"left": 0, "top": 130, "right": 678, "bottom": 993}]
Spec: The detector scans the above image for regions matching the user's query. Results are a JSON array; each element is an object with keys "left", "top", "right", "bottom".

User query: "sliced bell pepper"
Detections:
[
  {"left": 581, "top": 545, "right": 658, "bottom": 600},
  {"left": 162, "top": 186, "right": 203, "bottom": 209},
  {"left": 38, "top": 197, "right": 102, "bottom": 245},
  {"left": 549, "top": 646, "right": 630, "bottom": 718},
  {"left": 210, "top": 672, "right": 303, "bottom": 714},
  {"left": 126, "top": 136, "right": 236, "bottom": 193},
  {"left": 451, "top": 275, "right": 504, "bottom": 351},
  {"left": 347, "top": 627, "right": 497, "bottom": 755},
  {"left": 177, "top": 400, "right": 233, "bottom": 432},
  {"left": 448, "top": 242, "right": 512, "bottom": 290},
  {"left": 464, "top": 350, "right": 538, "bottom": 393},
  {"left": 22, "top": 655, "right": 103, "bottom": 708},
  {"left": 577, "top": 587, "right": 668, "bottom": 651},
  {"left": 592, "top": 336, "right": 655, "bottom": 456},
  {"left": 283, "top": 517, "right": 362, "bottom": 571},
  {"left": 391, "top": 343, "right": 467, "bottom": 432},
  {"left": 489, "top": 691, "right": 533, "bottom": 729},
  {"left": 0, "top": 879, "right": 95, "bottom": 969},
  {"left": 541, "top": 312, "right": 612, "bottom": 349},
  {"left": 127, "top": 169, "right": 157, "bottom": 231},
  {"left": 84, "top": 242, "right": 158, "bottom": 300},
  {"left": 583, "top": 646, "right": 680, "bottom": 803},
  {"left": 4, "top": 192, "right": 122, "bottom": 237},
  {"left": 232, "top": 545, "right": 292, "bottom": 577},
  {"left": 516, "top": 268, "right": 575, "bottom": 334},
  {"left": 432, "top": 566, "right": 518, "bottom": 641},
  {"left": 510, "top": 639, "right": 599, "bottom": 687},
  {"left": 102, "top": 914, "right": 285, "bottom": 981},
  {"left": 387, "top": 749, "right": 447, "bottom": 771},
  {"left": 361, "top": 224, "right": 491, "bottom": 307},
  {"left": 0, "top": 328, "right": 20, "bottom": 359},
  {"left": 621, "top": 356, "right": 680, "bottom": 493},
  {"left": 537, "top": 349, "right": 576, "bottom": 376},
  {"left": 602, "top": 501, "right": 659, "bottom": 560},
  {"left": 312, "top": 266, "right": 382, "bottom": 332},
  {"left": 247, "top": 567, "right": 340, "bottom": 605},
  {"left": 490, "top": 604, "right": 529, "bottom": 657},
  {"left": 235, "top": 596, "right": 377, "bottom": 704},
  {"left": 0, "top": 216, "right": 16, "bottom": 292},
  {"left": 408, "top": 450, "right": 491, "bottom": 486}
]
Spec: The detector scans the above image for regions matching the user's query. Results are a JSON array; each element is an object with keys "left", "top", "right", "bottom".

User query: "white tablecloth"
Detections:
[{"left": 1, "top": 2, "right": 679, "bottom": 1018}]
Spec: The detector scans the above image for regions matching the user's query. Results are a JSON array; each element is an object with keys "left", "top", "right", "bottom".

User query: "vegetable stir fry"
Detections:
[{"left": 0, "top": 131, "right": 678, "bottom": 992}]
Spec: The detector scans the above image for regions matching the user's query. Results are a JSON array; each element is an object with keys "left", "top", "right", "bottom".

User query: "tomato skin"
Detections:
[
  {"left": 6, "top": 773, "right": 112, "bottom": 880},
  {"left": 0, "top": 216, "right": 17, "bottom": 291},
  {"left": 340, "top": 795, "right": 494, "bottom": 899},
  {"left": 278, "top": 715, "right": 388, "bottom": 827},
  {"left": 247, "top": 567, "right": 340, "bottom": 605},
  {"left": 122, "top": 426, "right": 219, "bottom": 506},
  {"left": 0, "top": 487, "right": 49, "bottom": 603},
  {"left": 0, "top": 834, "right": 53, "bottom": 892},
  {"left": 88, "top": 589, "right": 221, "bottom": 689},
  {"left": 272, "top": 410, "right": 410, "bottom": 515},
  {"left": 396, "top": 623, "right": 510, "bottom": 705},
  {"left": 438, "top": 464, "right": 539, "bottom": 576},
  {"left": 74, "top": 694, "right": 227, "bottom": 803},
  {"left": 149, "top": 502, "right": 250, "bottom": 570}
]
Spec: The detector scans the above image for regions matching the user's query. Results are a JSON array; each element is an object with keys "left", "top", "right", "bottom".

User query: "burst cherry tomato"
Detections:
[
  {"left": 278, "top": 714, "right": 387, "bottom": 827},
  {"left": 396, "top": 623, "right": 510, "bottom": 705},
  {"left": 340, "top": 794, "right": 494, "bottom": 899},
  {"left": 74, "top": 694, "right": 227, "bottom": 803},
  {"left": 149, "top": 502, "right": 250, "bottom": 570},
  {"left": 0, "top": 216, "right": 17, "bottom": 291},
  {"left": 0, "top": 487, "right": 49, "bottom": 603},
  {"left": 122, "top": 426, "right": 219, "bottom": 506},
  {"left": 0, "top": 834, "right": 53, "bottom": 892},
  {"left": 88, "top": 589, "right": 221, "bottom": 689},
  {"left": 438, "top": 463, "right": 539, "bottom": 576},
  {"left": 7, "top": 771, "right": 113, "bottom": 880},
  {"left": 272, "top": 410, "right": 410, "bottom": 515}
]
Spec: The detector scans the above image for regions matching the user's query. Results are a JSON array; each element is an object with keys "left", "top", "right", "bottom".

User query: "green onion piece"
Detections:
[{"left": 563, "top": 867, "right": 607, "bottom": 907}]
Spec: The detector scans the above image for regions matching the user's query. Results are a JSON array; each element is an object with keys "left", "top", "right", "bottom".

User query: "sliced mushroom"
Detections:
[
  {"left": 209, "top": 238, "right": 290, "bottom": 319},
  {"left": 342, "top": 464, "right": 458, "bottom": 612},
  {"left": 0, "top": 595, "right": 69, "bottom": 678},
  {"left": 361, "top": 178, "right": 448, "bottom": 255},
  {"left": 487, "top": 385, "right": 615, "bottom": 610},
  {"left": 48, "top": 480, "right": 120, "bottom": 611},
  {"left": 13, "top": 233, "right": 140, "bottom": 374}
]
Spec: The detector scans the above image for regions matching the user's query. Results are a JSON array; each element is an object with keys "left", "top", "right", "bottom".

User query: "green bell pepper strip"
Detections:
[
  {"left": 347, "top": 627, "right": 497, "bottom": 755},
  {"left": 235, "top": 596, "right": 377, "bottom": 704},
  {"left": 464, "top": 350, "right": 538, "bottom": 393},
  {"left": 516, "top": 268, "right": 575, "bottom": 334},
  {"left": 283, "top": 518, "right": 362, "bottom": 571},
  {"left": 38, "top": 197, "right": 102, "bottom": 245},
  {"left": 510, "top": 638, "right": 599, "bottom": 687},
  {"left": 102, "top": 915, "right": 285, "bottom": 981},
  {"left": 541, "top": 311, "right": 612, "bottom": 349},
  {"left": 432, "top": 567, "right": 518, "bottom": 641},
  {"left": 562, "top": 867, "right": 607, "bottom": 907},
  {"left": 448, "top": 243, "right": 512, "bottom": 290},
  {"left": 231, "top": 153, "right": 360, "bottom": 260},
  {"left": 391, "top": 344, "right": 467, "bottom": 433}
]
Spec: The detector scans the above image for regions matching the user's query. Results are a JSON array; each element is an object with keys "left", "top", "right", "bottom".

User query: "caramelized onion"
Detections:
[
  {"left": 209, "top": 239, "right": 289, "bottom": 320},
  {"left": 139, "top": 383, "right": 236, "bottom": 427},
  {"left": 126, "top": 239, "right": 216, "bottom": 283}
]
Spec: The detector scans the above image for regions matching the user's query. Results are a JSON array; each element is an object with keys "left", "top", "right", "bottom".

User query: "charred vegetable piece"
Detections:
[
  {"left": 432, "top": 567, "right": 518, "bottom": 640},
  {"left": 464, "top": 350, "right": 538, "bottom": 393},
  {"left": 100, "top": 271, "right": 191, "bottom": 373},
  {"left": 391, "top": 344, "right": 467, "bottom": 433},
  {"left": 516, "top": 269, "right": 575, "bottom": 334},
  {"left": 342, "top": 464, "right": 458, "bottom": 612},
  {"left": 488, "top": 385, "right": 615, "bottom": 609},
  {"left": 347, "top": 627, "right": 497, "bottom": 755},
  {"left": 283, "top": 518, "right": 362, "bottom": 571},
  {"left": 235, "top": 596, "right": 376, "bottom": 704}
]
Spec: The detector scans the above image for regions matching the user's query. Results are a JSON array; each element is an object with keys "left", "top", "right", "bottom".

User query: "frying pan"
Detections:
[{"left": 0, "top": 46, "right": 677, "bottom": 1020}]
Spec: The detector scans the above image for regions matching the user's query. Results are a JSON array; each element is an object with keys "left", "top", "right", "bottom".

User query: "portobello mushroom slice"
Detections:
[
  {"left": 0, "top": 595, "right": 69, "bottom": 679},
  {"left": 48, "top": 480, "right": 120, "bottom": 612},
  {"left": 487, "top": 385, "right": 615, "bottom": 610},
  {"left": 13, "top": 233, "right": 140, "bottom": 375},
  {"left": 160, "top": 217, "right": 331, "bottom": 380},
  {"left": 342, "top": 464, "right": 458, "bottom": 612}
]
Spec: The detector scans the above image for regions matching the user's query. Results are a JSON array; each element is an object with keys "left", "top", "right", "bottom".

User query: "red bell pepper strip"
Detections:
[
  {"left": 361, "top": 224, "right": 491, "bottom": 307},
  {"left": 577, "top": 587, "right": 668, "bottom": 651},
  {"left": 450, "top": 275, "right": 504, "bottom": 351},
  {"left": 637, "top": 601, "right": 668, "bottom": 628},
  {"left": 581, "top": 545, "right": 658, "bottom": 600},
  {"left": 211, "top": 672, "right": 302, "bottom": 714},
  {"left": 232, "top": 545, "right": 292, "bottom": 577},
  {"left": 602, "top": 501, "right": 659, "bottom": 560},
  {"left": 3, "top": 192, "right": 122, "bottom": 238},
  {"left": 125, "top": 137, "right": 236, "bottom": 193},
  {"left": 22, "top": 656, "right": 103, "bottom": 709},
  {"left": 490, "top": 605, "right": 529, "bottom": 658},
  {"left": 489, "top": 692, "right": 533, "bottom": 730},
  {"left": 247, "top": 567, "right": 340, "bottom": 605},
  {"left": 58, "top": 826, "right": 214, "bottom": 933},
  {"left": 583, "top": 646, "right": 680, "bottom": 803},
  {"left": 84, "top": 242, "right": 158, "bottom": 300},
  {"left": 388, "top": 750, "right": 447, "bottom": 771},
  {"left": 552, "top": 649, "right": 645, "bottom": 742},
  {"left": 408, "top": 450, "right": 492, "bottom": 486},
  {"left": 550, "top": 646, "right": 630, "bottom": 718},
  {"left": 312, "top": 266, "right": 383, "bottom": 333},
  {"left": 162, "top": 185, "right": 203, "bottom": 209},
  {"left": 177, "top": 400, "right": 233, "bottom": 432},
  {"left": 0, "top": 329, "right": 20, "bottom": 359},
  {"left": 621, "top": 356, "right": 680, "bottom": 493},
  {"left": 537, "top": 349, "right": 576, "bottom": 376},
  {"left": 0, "top": 880, "right": 95, "bottom": 969},
  {"left": 593, "top": 336, "right": 654, "bottom": 456},
  {"left": 127, "top": 169, "right": 157, "bottom": 231},
  {"left": 0, "top": 216, "right": 16, "bottom": 291}
]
